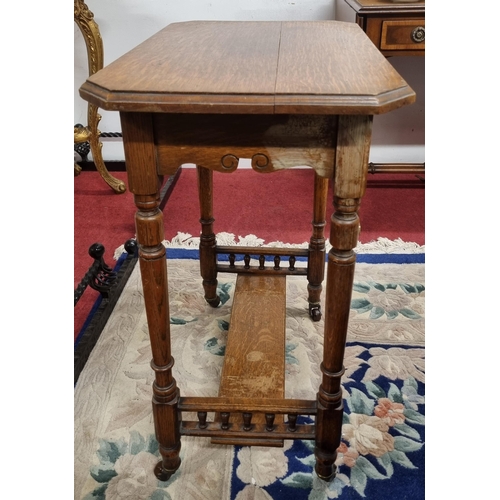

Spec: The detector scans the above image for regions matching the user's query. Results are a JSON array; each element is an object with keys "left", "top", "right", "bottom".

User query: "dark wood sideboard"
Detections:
[
  {"left": 345, "top": 0, "right": 424, "bottom": 57},
  {"left": 345, "top": 0, "right": 424, "bottom": 175}
]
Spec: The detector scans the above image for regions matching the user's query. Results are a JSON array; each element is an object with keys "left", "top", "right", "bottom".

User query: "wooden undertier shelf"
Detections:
[{"left": 212, "top": 274, "right": 286, "bottom": 447}]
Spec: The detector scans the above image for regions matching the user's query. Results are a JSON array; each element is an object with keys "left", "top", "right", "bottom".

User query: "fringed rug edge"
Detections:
[{"left": 114, "top": 232, "right": 425, "bottom": 260}]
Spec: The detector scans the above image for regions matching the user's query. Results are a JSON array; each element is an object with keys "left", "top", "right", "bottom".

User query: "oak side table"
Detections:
[{"left": 80, "top": 20, "right": 415, "bottom": 483}]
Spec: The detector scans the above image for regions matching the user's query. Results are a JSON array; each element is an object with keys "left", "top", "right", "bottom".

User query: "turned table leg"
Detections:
[
  {"left": 308, "top": 172, "right": 329, "bottom": 321},
  {"left": 315, "top": 115, "right": 373, "bottom": 481},
  {"left": 121, "top": 112, "right": 181, "bottom": 481},
  {"left": 197, "top": 165, "right": 220, "bottom": 307}
]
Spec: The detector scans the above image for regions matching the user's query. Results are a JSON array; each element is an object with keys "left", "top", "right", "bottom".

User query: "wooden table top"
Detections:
[{"left": 80, "top": 21, "right": 415, "bottom": 115}]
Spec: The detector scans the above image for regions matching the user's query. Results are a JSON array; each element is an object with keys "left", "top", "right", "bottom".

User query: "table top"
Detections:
[{"left": 80, "top": 21, "right": 415, "bottom": 115}]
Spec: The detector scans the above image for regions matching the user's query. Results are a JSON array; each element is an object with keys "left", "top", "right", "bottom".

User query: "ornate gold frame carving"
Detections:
[{"left": 74, "top": 0, "right": 125, "bottom": 193}]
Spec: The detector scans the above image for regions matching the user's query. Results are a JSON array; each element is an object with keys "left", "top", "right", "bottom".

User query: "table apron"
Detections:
[{"left": 153, "top": 113, "right": 338, "bottom": 178}]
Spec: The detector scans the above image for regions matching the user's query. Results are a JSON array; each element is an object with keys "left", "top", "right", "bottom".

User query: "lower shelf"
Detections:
[{"left": 212, "top": 274, "right": 287, "bottom": 447}]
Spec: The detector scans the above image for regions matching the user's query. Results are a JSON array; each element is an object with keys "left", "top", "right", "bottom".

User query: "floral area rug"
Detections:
[{"left": 75, "top": 256, "right": 424, "bottom": 500}]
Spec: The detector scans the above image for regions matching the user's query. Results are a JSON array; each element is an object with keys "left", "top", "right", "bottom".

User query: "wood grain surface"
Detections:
[
  {"left": 80, "top": 20, "right": 415, "bottom": 114},
  {"left": 274, "top": 21, "right": 412, "bottom": 114},
  {"left": 154, "top": 113, "right": 337, "bottom": 177},
  {"left": 212, "top": 274, "right": 286, "bottom": 446}
]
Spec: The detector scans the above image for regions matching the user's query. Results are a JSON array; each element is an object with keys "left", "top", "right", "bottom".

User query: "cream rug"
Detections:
[{"left": 75, "top": 257, "right": 424, "bottom": 500}]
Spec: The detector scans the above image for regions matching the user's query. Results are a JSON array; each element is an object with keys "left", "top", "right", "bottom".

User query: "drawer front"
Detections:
[{"left": 380, "top": 19, "right": 425, "bottom": 51}]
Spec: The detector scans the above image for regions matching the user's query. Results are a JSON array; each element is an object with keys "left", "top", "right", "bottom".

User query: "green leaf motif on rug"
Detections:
[
  {"left": 364, "top": 381, "right": 386, "bottom": 400},
  {"left": 84, "top": 431, "right": 175, "bottom": 500},
  {"left": 404, "top": 408, "right": 425, "bottom": 425},
  {"left": 96, "top": 439, "right": 126, "bottom": 464},
  {"left": 400, "top": 283, "right": 425, "bottom": 294},
  {"left": 90, "top": 465, "right": 117, "bottom": 484},
  {"left": 204, "top": 336, "right": 226, "bottom": 356},
  {"left": 349, "top": 466, "right": 368, "bottom": 497},
  {"left": 286, "top": 343, "right": 299, "bottom": 366},
  {"left": 399, "top": 308, "right": 422, "bottom": 319},
  {"left": 83, "top": 484, "right": 107, "bottom": 500},
  {"left": 369, "top": 306, "right": 385, "bottom": 320},
  {"left": 388, "top": 383, "right": 404, "bottom": 403},
  {"left": 281, "top": 472, "right": 313, "bottom": 489},
  {"left": 346, "top": 387, "right": 375, "bottom": 415},
  {"left": 150, "top": 490, "right": 172, "bottom": 500},
  {"left": 388, "top": 449, "right": 418, "bottom": 469},
  {"left": 350, "top": 298, "right": 372, "bottom": 315},
  {"left": 337, "top": 379, "right": 424, "bottom": 496},
  {"left": 393, "top": 436, "right": 423, "bottom": 453},
  {"left": 402, "top": 378, "right": 425, "bottom": 410},
  {"left": 392, "top": 422, "right": 421, "bottom": 440},
  {"left": 350, "top": 281, "right": 424, "bottom": 320},
  {"left": 349, "top": 456, "right": 388, "bottom": 496},
  {"left": 217, "top": 282, "right": 233, "bottom": 305},
  {"left": 298, "top": 454, "right": 317, "bottom": 468},
  {"left": 353, "top": 283, "right": 371, "bottom": 293},
  {"left": 355, "top": 456, "right": 387, "bottom": 480},
  {"left": 279, "top": 469, "right": 350, "bottom": 499},
  {"left": 218, "top": 319, "right": 229, "bottom": 331},
  {"left": 377, "top": 453, "right": 394, "bottom": 478},
  {"left": 170, "top": 317, "right": 197, "bottom": 325},
  {"left": 272, "top": 376, "right": 425, "bottom": 499}
]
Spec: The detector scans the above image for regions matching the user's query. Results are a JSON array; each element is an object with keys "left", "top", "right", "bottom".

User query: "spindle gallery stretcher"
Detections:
[
  {"left": 80, "top": 20, "right": 415, "bottom": 482},
  {"left": 180, "top": 249, "right": 321, "bottom": 447}
]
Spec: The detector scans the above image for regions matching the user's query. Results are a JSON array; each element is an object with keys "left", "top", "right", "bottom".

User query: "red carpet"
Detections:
[
  {"left": 75, "top": 168, "right": 424, "bottom": 340},
  {"left": 74, "top": 171, "right": 136, "bottom": 340},
  {"left": 162, "top": 168, "right": 425, "bottom": 245}
]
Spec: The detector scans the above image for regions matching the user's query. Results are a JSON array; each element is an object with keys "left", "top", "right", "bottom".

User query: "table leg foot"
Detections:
[
  {"left": 314, "top": 400, "right": 342, "bottom": 484},
  {"left": 197, "top": 165, "right": 220, "bottom": 308},
  {"left": 205, "top": 295, "right": 221, "bottom": 308},
  {"left": 154, "top": 458, "right": 181, "bottom": 482},
  {"left": 315, "top": 462, "right": 337, "bottom": 483},
  {"left": 307, "top": 173, "right": 328, "bottom": 322},
  {"left": 309, "top": 303, "right": 322, "bottom": 322}
]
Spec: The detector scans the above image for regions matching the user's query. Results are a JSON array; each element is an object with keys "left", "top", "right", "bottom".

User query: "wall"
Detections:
[{"left": 75, "top": 0, "right": 424, "bottom": 163}]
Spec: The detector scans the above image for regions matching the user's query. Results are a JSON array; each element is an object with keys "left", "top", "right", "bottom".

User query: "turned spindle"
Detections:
[
  {"left": 287, "top": 414, "right": 298, "bottom": 432},
  {"left": 274, "top": 255, "right": 281, "bottom": 270},
  {"left": 265, "top": 413, "right": 275, "bottom": 432},
  {"left": 243, "top": 412, "right": 253, "bottom": 431},
  {"left": 221, "top": 412, "right": 230, "bottom": 430},
  {"left": 259, "top": 255, "right": 265, "bottom": 270},
  {"left": 197, "top": 412, "right": 208, "bottom": 429}
]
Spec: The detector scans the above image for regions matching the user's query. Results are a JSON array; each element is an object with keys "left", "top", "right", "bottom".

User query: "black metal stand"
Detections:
[
  {"left": 74, "top": 239, "right": 138, "bottom": 385},
  {"left": 73, "top": 167, "right": 181, "bottom": 385}
]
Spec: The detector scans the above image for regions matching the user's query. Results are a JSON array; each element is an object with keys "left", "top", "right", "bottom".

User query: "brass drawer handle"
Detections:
[{"left": 411, "top": 26, "right": 425, "bottom": 43}]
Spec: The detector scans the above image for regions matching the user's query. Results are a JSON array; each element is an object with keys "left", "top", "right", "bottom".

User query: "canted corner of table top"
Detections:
[{"left": 79, "top": 20, "right": 415, "bottom": 115}]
